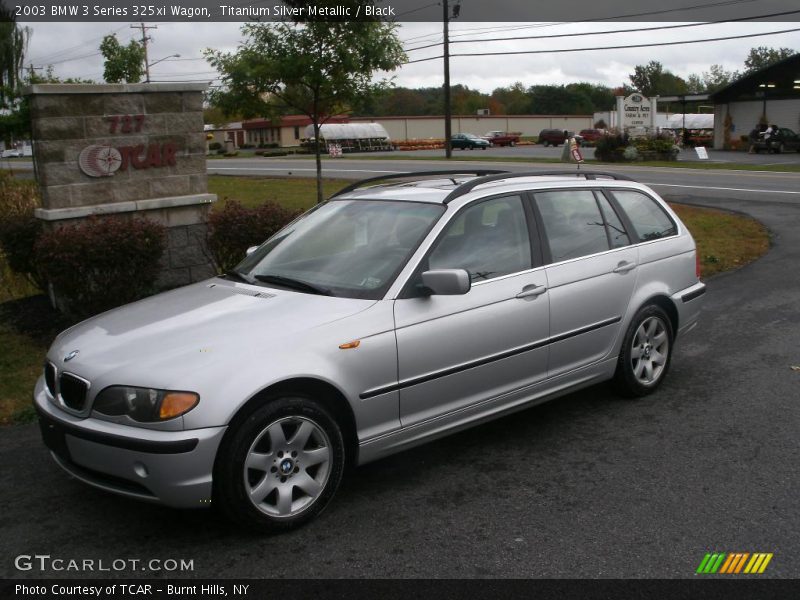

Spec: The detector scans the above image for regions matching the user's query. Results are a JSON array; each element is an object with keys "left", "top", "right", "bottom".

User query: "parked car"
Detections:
[
  {"left": 450, "top": 133, "right": 490, "bottom": 150},
  {"left": 35, "top": 170, "right": 705, "bottom": 532},
  {"left": 481, "top": 131, "right": 521, "bottom": 147},
  {"left": 751, "top": 127, "right": 800, "bottom": 153},
  {"left": 579, "top": 129, "right": 605, "bottom": 146},
  {"left": 538, "top": 129, "right": 583, "bottom": 147}
]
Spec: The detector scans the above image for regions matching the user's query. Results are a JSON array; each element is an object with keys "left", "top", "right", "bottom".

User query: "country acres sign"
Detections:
[{"left": 616, "top": 93, "right": 657, "bottom": 132}]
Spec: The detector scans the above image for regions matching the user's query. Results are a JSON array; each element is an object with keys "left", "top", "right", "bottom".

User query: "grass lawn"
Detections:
[
  {"left": 208, "top": 175, "right": 350, "bottom": 212},
  {"left": 0, "top": 176, "right": 770, "bottom": 424}
]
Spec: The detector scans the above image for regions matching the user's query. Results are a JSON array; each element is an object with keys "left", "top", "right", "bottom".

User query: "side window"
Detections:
[
  {"left": 612, "top": 190, "right": 677, "bottom": 241},
  {"left": 535, "top": 190, "right": 610, "bottom": 262},
  {"left": 428, "top": 195, "right": 531, "bottom": 282},
  {"left": 596, "top": 193, "right": 630, "bottom": 248}
]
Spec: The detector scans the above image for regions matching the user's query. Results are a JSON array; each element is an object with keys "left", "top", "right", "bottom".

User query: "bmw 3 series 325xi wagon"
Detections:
[{"left": 35, "top": 170, "right": 705, "bottom": 531}]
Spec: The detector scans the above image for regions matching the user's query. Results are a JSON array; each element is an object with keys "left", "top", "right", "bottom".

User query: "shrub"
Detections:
[
  {"left": 623, "top": 146, "right": 640, "bottom": 161},
  {"left": 0, "top": 215, "right": 44, "bottom": 289},
  {"left": 594, "top": 133, "right": 628, "bottom": 162},
  {"left": 208, "top": 142, "right": 222, "bottom": 151},
  {"left": 0, "top": 172, "right": 44, "bottom": 295},
  {"left": 207, "top": 200, "right": 301, "bottom": 272},
  {"left": 34, "top": 216, "right": 166, "bottom": 318}
]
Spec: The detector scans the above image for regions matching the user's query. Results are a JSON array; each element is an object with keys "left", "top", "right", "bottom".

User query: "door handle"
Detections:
[
  {"left": 612, "top": 261, "right": 637, "bottom": 274},
  {"left": 516, "top": 284, "right": 547, "bottom": 299}
]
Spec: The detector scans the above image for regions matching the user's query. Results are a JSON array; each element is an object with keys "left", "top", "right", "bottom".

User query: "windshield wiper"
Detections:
[
  {"left": 223, "top": 269, "right": 255, "bottom": 284},
  {"left": 254, "top": 274, "right": 332, "bottom": 296}
]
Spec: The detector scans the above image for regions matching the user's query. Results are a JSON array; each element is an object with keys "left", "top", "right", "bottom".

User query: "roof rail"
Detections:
[
  {"left": 329, "top": 169, "right": 510, "bottom": 199},
  {"left": 442, "top": 170, "right": 636, "bottom": 204}
]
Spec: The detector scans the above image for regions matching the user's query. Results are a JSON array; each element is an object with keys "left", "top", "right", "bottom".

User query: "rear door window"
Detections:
[
  {"left": 611, "top": 190, "right": 677, "bottom": 241},
  {"left": 534, "top": 190, "right": 610, "bottom": 262}
]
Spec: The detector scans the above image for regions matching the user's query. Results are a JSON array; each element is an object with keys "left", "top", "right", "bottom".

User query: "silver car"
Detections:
[{"left": 35, "top": 170, "right": 705, "bottom": 531}]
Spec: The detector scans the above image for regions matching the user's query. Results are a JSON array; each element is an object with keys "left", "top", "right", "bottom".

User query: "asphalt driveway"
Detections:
[{"left": 1, "top": 190, "right": 798, "bottom": 579}]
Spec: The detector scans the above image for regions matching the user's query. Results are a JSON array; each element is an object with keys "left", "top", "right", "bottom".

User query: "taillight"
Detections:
[{"left": 695, "top": 252, "right": 702, "bottom": 279}]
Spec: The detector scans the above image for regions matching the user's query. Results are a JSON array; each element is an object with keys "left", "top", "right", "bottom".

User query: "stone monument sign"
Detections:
[{"left": 25, "top": 83, "right": 217, "bottom": 288}]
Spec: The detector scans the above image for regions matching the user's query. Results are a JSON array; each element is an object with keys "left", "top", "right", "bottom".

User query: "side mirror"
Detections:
[
  {"left": 421, "top": 269, "right": 471, "bottom": 296},
  {"left": 245, "top": 245, "right": 259, "bottom": 256}
]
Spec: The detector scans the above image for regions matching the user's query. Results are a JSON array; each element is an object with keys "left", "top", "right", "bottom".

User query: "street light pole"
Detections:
[{"left": 443, "top": 0, "right": 452, "bottom": 158}]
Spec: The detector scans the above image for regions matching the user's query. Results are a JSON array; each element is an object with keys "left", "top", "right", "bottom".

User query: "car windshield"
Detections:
[{"left": 233, "top": 200, "right": 444, "bottom": 299}]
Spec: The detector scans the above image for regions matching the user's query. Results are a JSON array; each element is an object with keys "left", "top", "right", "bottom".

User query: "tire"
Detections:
[
  {"left": 613, "top": 305, "right": 674, "bottom": 398},
  {"left": 543, "top": 141, "right": 549, "bottom": 147},
  {"left": 776, "top": 143, "right": 785, "bottom": 154},
  {"left": 510, "top": 141, "right": 516, "bottom": 147},
  {"left": 214, "top": 396, "right": 345, "bottom": 532}
]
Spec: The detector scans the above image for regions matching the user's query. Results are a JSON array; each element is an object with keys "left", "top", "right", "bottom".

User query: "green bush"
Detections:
[
  {"left": 0, "top": 172, "right": 43, "bottom": 297},
  {"left": 0, "top": 215, "right": 44, "bottom": 289},
  {"left": 207, "top": 200, "right": 300, "bottom": 272},
  {"left": 594, "top": 133, "right": 628, "bottom": 162},
  {"left": 34, "top": 217, "right": 166, "bottom": 318},
  {"left": 208, "top": 142, "right": 222, "bottom": 151}
]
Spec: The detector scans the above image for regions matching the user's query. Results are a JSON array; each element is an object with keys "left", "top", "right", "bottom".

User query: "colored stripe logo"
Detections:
[{"left": 696, "top": 552, "right": 773, "bottom": 574}]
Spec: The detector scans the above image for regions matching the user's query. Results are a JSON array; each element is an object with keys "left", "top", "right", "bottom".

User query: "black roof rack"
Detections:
[
  {"left": 442, "top": 170, "right": 636, "bottom": 204},
  {"left": 329, "top": 169, "right": 510, "bottom": 199}
]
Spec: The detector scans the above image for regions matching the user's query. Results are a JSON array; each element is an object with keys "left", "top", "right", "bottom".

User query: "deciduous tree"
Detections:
[
  {"left": 743, "top": 46, "right": 796, "bottom": 73},
  {"left": 100, "top": 34, "right": 145, "bottom": 84},
  {"left": 206, "top": 10, "right": 405, "bottom": 204}
]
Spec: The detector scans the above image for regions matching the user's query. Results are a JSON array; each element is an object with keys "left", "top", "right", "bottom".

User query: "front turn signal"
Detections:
[{"left": 159, "top": 392, "right": 200, "bottom": 420}]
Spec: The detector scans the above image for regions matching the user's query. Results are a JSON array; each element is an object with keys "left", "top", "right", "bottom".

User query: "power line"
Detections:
[
  {"left": 404, "top": 8, "right": 800, "bottom": 51},
  {"left": 406, "top": 25, "right": 800, "bottom": 64}
]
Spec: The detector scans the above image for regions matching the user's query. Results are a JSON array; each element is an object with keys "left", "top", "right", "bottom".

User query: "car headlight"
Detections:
[{"left": 93, "top": 386, "right": 200, "bottom": 422}]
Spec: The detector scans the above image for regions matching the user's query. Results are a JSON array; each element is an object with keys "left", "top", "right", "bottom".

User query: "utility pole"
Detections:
[
  {"left": 27, "top": 63, "right": 44, "bottom": 82},
  {"left": 131, "top": 22, "right": 157, "bottom": 83},
  {"left": 443, "top": 0, "right": 452, "bottom": 158}
]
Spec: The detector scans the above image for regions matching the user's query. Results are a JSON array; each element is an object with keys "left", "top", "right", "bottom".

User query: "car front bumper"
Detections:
[{"left": 34, "top": 376, "right": 226, "bottom": 508}]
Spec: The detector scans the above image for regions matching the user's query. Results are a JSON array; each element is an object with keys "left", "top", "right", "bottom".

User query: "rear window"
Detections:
[{"left": 612, "top": 190, "right": 677, "bottom": 241}]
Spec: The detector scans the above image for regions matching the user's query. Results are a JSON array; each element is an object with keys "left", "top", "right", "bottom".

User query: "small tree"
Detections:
[
  {"left": 206, "top": 10, "right": 405, "bottom": 204},
  {"left": 100, "top": 34, "right": 145, "bottom": 83},
  {"left": 743, "top": 46, "right": 796, "bottom": 74}
]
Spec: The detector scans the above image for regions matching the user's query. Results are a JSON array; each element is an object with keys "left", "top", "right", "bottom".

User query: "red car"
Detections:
[{"left": 579, "top": 129, "right": 605, "bottom": 146}]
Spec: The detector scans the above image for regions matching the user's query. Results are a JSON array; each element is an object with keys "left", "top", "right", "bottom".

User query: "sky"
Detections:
[{"left": 23, "top": 20, "right": 800, "bottom": 93}]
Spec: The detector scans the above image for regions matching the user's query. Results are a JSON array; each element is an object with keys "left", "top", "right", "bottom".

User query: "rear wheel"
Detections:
[
  {"left": 214, "top": 396, "right": 345, "bottom": 532},
  {"left": 510, "top": 141, "right": 516, "bottom": 147},
  {"left": 613, "top": 305, "right": 674, "bottom": 398}
]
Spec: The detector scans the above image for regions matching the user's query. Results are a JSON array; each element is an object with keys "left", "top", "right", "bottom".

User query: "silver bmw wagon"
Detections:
[{"left": 35, "top": 170, "right": 705, "bottom": 531}]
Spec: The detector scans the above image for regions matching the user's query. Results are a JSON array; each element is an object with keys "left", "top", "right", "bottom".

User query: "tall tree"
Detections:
[
  {"left": 743, "top": 46, "right": 796, "bottom": 73},
  {"left": 206, "top": 12, "right": 405, "bottom": 204},
  {"left": 702, "top": 64, "right": 740, "bottom": 92},
  {"left": 0, "top": 6, "right": 31, "bottom": 145},
  {"left": 629, "top": 60, "right": 687, "bottom": 96},
  {"left": 100, "top": 34, "right": 145, "bottom": 83},
  {"left": 0, "top": 5, "right": 30, "bottom": 107}
]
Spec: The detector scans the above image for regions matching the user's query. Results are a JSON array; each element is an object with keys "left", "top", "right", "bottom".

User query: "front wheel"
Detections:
[
  {"left": 214, "top": 397, "right": 345, "bottom": 532},
  {"left": 613, "top": 305, "right": 674, "bottom": 398}
]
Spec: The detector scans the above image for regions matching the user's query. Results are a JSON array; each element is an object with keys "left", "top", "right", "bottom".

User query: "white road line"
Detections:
[
  {"left": 644, "top": 182, "right": 800, "bottom": 195},
  {"left": 210, "top": 167, "right": 403, "bottom": 174}
]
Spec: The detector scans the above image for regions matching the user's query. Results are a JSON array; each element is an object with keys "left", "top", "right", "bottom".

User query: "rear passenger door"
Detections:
[{"left": 532, "top": 188, "right": 638, "bottom": 377}]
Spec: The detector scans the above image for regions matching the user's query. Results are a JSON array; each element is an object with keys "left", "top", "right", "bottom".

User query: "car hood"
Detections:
[{"left": 48, "top": 279, "right": 376, "bottom": 388}]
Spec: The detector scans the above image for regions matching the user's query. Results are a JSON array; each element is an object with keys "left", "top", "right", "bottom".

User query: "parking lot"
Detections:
[{"left": 2, "top": 162, "right": 799, "bottom": 578}]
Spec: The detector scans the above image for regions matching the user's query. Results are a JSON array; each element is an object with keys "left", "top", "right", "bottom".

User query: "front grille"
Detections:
[
  {"left": 44, "top": 363, "right": 56, "bottom": 396},
  {"left": 59, "top": 373, "right": 89, "bottom": 411}
]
